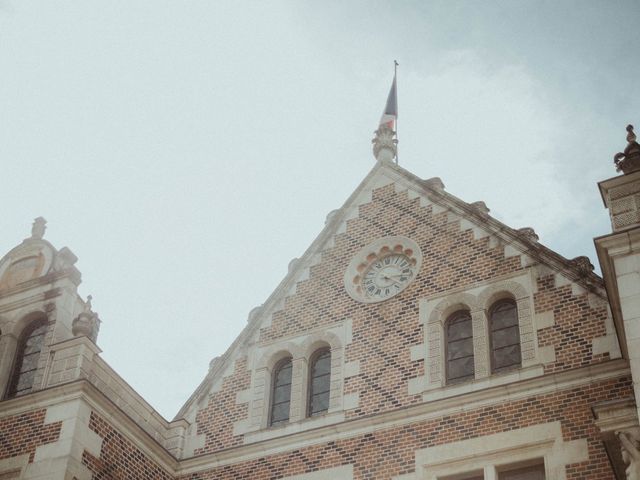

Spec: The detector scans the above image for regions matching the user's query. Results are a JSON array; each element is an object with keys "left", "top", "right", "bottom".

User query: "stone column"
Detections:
[{"left": 0, "top": 333, "right": 17, "bottom": 398}]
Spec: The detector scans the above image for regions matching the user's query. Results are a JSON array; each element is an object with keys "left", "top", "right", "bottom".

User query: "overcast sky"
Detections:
[{"left": 1, "top": 1, "right": 639, "bottom": 419}]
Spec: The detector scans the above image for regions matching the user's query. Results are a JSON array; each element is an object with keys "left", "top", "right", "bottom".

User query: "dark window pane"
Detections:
[
  {"left": 491, "top": 302, "right": 518, "bottom": 330},
  {"left": 311, "top": 374, "right": 331, "bottom": 394},
  {"left": 19, "top": 352, "right": 40, "bottom": 373},
  {"left": 447, "top": 356, "right": 475, "bottom": 381},
  {"left": 270, "top": 402, "right": 290, "bottom": 424},
  {"left": 312, "top": 354, "right": 331, "bottom": 376},
  {"left": 23, "top": 328, "right": 46, "bottom": 354},
  {"left": 274, "top": 363, "right": 292, "bottom": 386},
  {"left": 446, "top": 311, "right": 474, "bottom": 384},
  {"left": 308, "top": 349, "right": 331, "bottom": 417},
  {"left": 493, "top": 345, "right": 522, "bottom": 371},
  {"left": 270, "top": 358, "right": 292, "bottom": 426},
  {"left": 499, "top": 464, "right": 545, "bottom": 480},
  {"left": 490, "top": 301, "right": 521, "bottom": 372},
  {"left": 15, "top": 370, "right": 35, "bottom": 393},
  {"left": 447, "top": 313, "right": 473, "bottom": 340},
  {"left": 492, "top": 325, "right": 520, "bottom": 349},
  {"left": 273, "top": 384, "right": 292, "bottom": 404},
  {"left": 310, "top": 392, "right": 330, "bottom": 415},
  {"left": 448, "top": 337, "right": 475, "bottom": 360},
  {"left": 7, "top": 319, "right": 47, "bottom": 398}
]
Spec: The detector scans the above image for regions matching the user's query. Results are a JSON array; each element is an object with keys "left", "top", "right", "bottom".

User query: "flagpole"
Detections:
[{"left": 394, "top": 60, "right": 399, "bottom": 165}]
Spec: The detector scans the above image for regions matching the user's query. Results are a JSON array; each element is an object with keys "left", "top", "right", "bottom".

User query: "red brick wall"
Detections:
[
  {"left": 82, "top": 411, "right": 173, "bottom": 480},
  {"left": 535, "top": 275, "right": 609, "bottom": 373},
  {"left": 192, "top": 183, "right": 613, "bottom": 451},
  {"left": 181, "top": 376, "right": 631, "bottom": 480},
  {"left": 0, "top": 409, "right": 61, "bottom": 463},
  {"left": 194, "top": 357, "right": 251, "bottom": 454}
]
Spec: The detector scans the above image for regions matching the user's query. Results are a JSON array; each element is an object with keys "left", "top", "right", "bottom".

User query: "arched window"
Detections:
[
  {"left": 489, "top": 299, "right": 521, "bottom": 373},
  {"left": 307, "top": 348, "right": 331, "bottom": 417},
  {"left": 269, "top": 357, "right": 293, "bottom": 426},
  {"left": 7, "top": 319, "right": 48, "bottom": 398},
  {"left": 446, "top": 310, "right": 474, "bottom": 384}
]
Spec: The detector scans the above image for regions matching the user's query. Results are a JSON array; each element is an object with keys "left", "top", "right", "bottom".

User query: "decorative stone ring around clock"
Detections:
[{"left": 344, "top": 236, "right": 423, "bottom": 303}]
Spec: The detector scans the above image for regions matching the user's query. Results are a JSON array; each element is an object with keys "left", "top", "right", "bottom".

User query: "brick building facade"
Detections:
[{"left": 1, "top": 124, "right": 640, "bottom": 479}]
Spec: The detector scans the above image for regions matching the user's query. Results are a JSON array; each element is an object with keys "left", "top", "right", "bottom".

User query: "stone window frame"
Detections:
[
  {"left": 251, "top": 330, "right": 345, "bottom": 430},
  {"left": 395, "top": 422, "right": 588, "bottom": 480},
  {"left": 0, "top": 310, "right": 52, "bottom": 399},
  {"left": 424, "top": 280, "right": 536, "bottom": 391}
]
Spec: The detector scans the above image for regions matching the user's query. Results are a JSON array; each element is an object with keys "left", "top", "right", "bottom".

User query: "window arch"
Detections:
[
  {"left": 7, "top": 318, "right": 48, "bottom": 398},
  {"left": 446, "top": 310, "right": 474, "bottom": 384},
  {"left": 269, "top": 356, "right": 293, "bottom": 426},
  {"left": 307, "top": 348, "right": 331, "bottom": 417},
  {"left": 489, "top": 299, "right": 521, "bottom": 373}
]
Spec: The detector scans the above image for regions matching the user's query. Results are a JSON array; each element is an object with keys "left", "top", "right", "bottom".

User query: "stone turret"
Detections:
[{"left": 594, "top": 124, "right": 640, "bottom": 476}]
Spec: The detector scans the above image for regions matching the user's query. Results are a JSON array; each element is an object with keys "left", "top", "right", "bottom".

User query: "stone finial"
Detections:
[
  {"left": 247, "top": 305, "right": 263, "bottom": 323},
  {"left": 470, "top": 201, "right": 490, "bottom": 217},
  {"left": 424, "top": 177, "right": 445, "bottom": 191},
  {"left": 72, "top": 295, "right": 99, "bottom": 341},
  {"left": 31, "top": 217, "right": 47, "bottom": 239},
  {"left": 209, "top": 356, "right": 221, "bottom": 370},
  {"left": 372, "top": 125, "right": 398, "bottom": 163},
  {"left": 571, "top": 256, "right": 594, "bottom": 276},
  {"left": 517, "top": 227, "right": 539, "bottom": 242},
  {"left": 614, "top": 125, "right": 640, "bottom": 174}
]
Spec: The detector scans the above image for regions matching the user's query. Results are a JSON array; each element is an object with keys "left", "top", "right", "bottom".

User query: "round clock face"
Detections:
[
  {"left": 362, "top": 253, "right": 414, "bottom": 300},
  {"left": 344, "top": 236, "right": 422, "bottom": 303}
]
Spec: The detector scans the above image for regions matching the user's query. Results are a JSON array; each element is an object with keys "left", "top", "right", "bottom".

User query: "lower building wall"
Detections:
[
  {"left": 177, "top": 375, "right": 632, "bottom": 480},
  {"left": 0, "top": 375, "right": 631, "bottom": 479},
  {"left": 81, "top": 411, "right": 174, "bottom": 480}
]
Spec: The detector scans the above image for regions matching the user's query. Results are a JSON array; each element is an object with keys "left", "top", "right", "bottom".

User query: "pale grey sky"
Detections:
[{"left": 1, "top": 1, "right": 639, "bottom": 418}]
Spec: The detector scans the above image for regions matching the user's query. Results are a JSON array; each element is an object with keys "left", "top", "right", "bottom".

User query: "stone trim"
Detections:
[
  {"left": 239, "top": 321, "right": 352, "bottom": 441},
  {"left": 419, "top": 274, "right": 541, "bottom": 395},
  {"left": 393, "top": 422, "right": 588, "bottom": 480},
  {"left": 22, "top": 398, "right": 101, "bottom": 480},
  {"left": 0, "top": 455, "right": 28, "bottom": 480},
  {"left": 281, "top": 465, "right": 353, "bottom": 480}
]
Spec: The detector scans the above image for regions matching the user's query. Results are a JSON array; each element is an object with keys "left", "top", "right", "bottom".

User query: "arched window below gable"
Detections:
[
  {"left": 269, "top": 356, "right": 293, "bottom": 426},
  {"left": 489, "top": 299, "right": 521, "bottom": 373},
  {"left": 307, "top": 348, "right": 331, "bottom": 417},
  {"left": 7, "top": 318, "right": 48, "bottom": 398},
  {"left": 446, "top": 310, "right": 475, "bottom": 384}
]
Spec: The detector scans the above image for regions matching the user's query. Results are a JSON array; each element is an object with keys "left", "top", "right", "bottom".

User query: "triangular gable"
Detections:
[{"left": 175, "top": 160, "right": 605, "bottom": 421}]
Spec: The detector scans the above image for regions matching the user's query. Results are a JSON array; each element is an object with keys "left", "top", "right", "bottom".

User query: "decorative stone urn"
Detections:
[
  {"left": 614, "top": 125, "right": 640, "bottom": 174},
  {"left": 72, "top": 295, "right": 99, "bottom": 341},
  {"left": 372, "top": 125, "right": 398, "bottom": 163}
]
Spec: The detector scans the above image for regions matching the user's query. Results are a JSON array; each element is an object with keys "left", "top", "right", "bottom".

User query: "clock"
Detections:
[{"left": 344, "top": 236, "right": 422, "bottom": 303}]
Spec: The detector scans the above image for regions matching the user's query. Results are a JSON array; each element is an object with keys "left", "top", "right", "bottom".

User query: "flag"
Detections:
[{"left": 379, "top": 73, "right": 397, "bottom": 130}]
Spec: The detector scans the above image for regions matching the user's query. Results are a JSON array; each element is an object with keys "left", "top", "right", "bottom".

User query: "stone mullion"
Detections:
[
  {"left": 471, "top": 308, "right": 489, "bottom": 379},
  {"left": 289, "top": 357, "right": 306, "bottom": 422}
]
